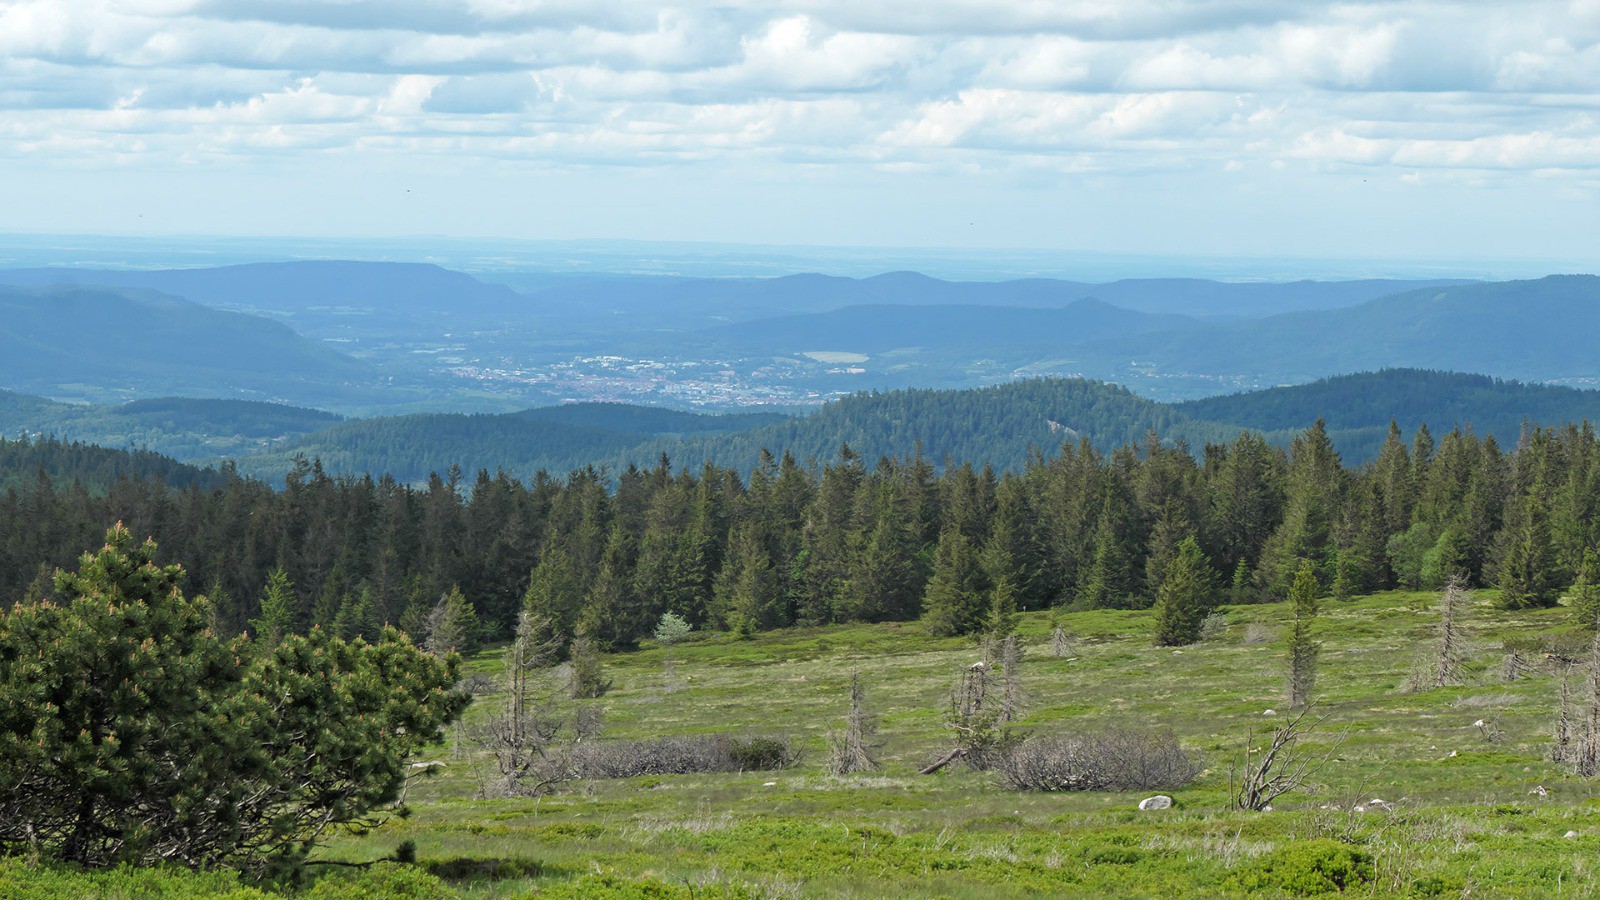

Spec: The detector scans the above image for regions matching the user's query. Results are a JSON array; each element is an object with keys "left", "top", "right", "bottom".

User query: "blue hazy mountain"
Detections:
[
  {"left": 1089, "top": 275, "right": 1600, "bottom": 386},
  {"left": 0, "top": 284, "right": 375, "bottom": 405}
]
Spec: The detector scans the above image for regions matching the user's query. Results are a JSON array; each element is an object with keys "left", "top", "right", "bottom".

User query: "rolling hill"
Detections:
[
  {"left": 1090, "top": 275, "right": 1600, "bottom": 387},
  {"left": 0, "top": 285, "right": 377, "bottom": 406},
  {"left": 235, "top": 370, "right": 1600, "bottom": 483},
  {"left": 0, "top": 392, "right": 343, "bottom": 461}
]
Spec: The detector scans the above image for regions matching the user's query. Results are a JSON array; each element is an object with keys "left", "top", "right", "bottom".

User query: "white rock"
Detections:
[
  {"left": 1263, "top": 709, "right": 1277, "bottom": 717},
  {"left": 1138, "top": 795, "right": 1174, "bottom": 811},
  {"left": 1172, "top": 649, "right": 1183, "bottom": 654},
  {"left": 1448, "top": 751, "right": 1458, "bottom": 757},
  {"left": 1473, "top": 719, "right": 1486, "bottom": 728},
  {"left": 763, "top": 781, "right": 778, "bottom": 787},
  {"left": 1529, "top": 785, "right": 1549, "bottom": 796},
  {"left": 1566, "top": 830, "right": 1581, "bottom": 838}
]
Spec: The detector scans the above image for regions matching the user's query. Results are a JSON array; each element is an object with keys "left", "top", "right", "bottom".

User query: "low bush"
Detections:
[
  {"left": 1228, "top": 839, "right": 1374, "bottom": 895},
  {"left": 995, "top": 726, "right": 1201, "bottom": 792},
  {"left": 573, "top": 733, "right": 800, "bottom": 779}
]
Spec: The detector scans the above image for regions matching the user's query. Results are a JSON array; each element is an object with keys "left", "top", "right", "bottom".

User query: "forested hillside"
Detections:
[
  {"left": 0, "top": 393, "right": 342, "bottom": 460},
  {"left": 233, "top": 371, "right": 1600, "bottom": 482},
  {"left": 0, "top": 435, "right": 228, "bottom": 492},
  {"left": 3, "top": 406, "right": 1591, "bottom": 662},
  {"left": 8, "top": 371, "right": 1598, "bottom": 485}
]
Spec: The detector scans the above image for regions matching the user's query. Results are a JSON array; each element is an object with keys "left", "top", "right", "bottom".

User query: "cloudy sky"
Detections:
[{"left": 2, "top": 1, "right": 1597, "bottom": 269}]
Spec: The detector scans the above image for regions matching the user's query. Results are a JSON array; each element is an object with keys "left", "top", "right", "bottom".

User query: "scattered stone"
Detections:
[
  {"left": 1262, "top": 805, "right": 1273, "bottom": 812},
  {"left": 1263, "top": 709, "right": 1277, "bottom": 717},
  {"left": 1138, "top": 795, "right": 1174, "bottom": 811},
  {"left": 410, "top": 760, "right": 446, "bottom": 770},
  {"left": 1566, "top": 830, "right": 1581, "bottom": 839},
  {"left": 1448, "top": 751, "right": 1458, "bottom": 758},
  {"left": 1529, "top": 785, "right": 1549, "bottom": 797},
  {"left": 763, "top": 781, "right": 778, "bottom": 787},
  {"left": 1172, "top": 649, "right": 1183, "bottom": 655},
  {"left": 1473, "top": 719, "right": 1486, "bottom": 728}
]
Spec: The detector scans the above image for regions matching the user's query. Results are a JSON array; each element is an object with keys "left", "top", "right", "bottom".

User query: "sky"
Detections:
[{"left": 2, "top": 1, "right": 1598, "bottom": 271}]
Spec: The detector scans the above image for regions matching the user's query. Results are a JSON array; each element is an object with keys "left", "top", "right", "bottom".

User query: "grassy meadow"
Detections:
[{"left": 288, "top": 587, "right": 1600, "bottom": 898}]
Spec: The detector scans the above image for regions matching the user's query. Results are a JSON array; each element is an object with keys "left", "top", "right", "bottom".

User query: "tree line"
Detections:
[{"left": 2, "top": 418, "right": 1597, "bottom": 650}]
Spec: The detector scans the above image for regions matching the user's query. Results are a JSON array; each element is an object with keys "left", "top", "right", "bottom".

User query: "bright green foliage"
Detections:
[
  {"left": 1229, "top": 839, "right": 1373, "bottom": 896},
  {"left": 0, "top": 526, "right": 469, "bottom": 873},
  {"left": 522, "top": 548, "right": 581, "bottom": 645},
  {"left": 1286, "top": 559, "right": 1321, "bottom": 708},
  {"left": 653, "top": 611, "right": 692, "bottom": 645},
  {"left": 1229, "top": 557, "right": 1252, "bottom": 604},
  {"left": 1152, "top": 537, "right": 1218, "bottom": 646},
  {"left": 921, "top": 527, "right": 990, "bottom": 637},
  {"left": 1571, "top": 548, "right": 1600, "bottom": 627},
  {"left": 253, "top": 566, "right": 297, "bottom": 646},
  {"left": 1256, "top": 421, "right": 1343, "bottom": 596},
  {"left": 422, "top": 586, "right": 479, "bottom": 656}
]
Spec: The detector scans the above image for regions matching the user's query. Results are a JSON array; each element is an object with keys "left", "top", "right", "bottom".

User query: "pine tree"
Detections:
[
  {"left": 1286, "top": 559, "right": 1321, "bottom": 708},
  {"left": 1153, "top": 537, "right": 1218, "bottom": 646}
]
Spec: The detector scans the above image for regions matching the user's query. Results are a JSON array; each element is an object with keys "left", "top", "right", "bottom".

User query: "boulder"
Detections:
[{"left": 1138, "top": 795, "right": 1174, "bottom": 811}]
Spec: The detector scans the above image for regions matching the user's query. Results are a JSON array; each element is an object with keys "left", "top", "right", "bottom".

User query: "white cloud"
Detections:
[{"left": 0, "top": 0, "right": 1596, "bottom": 256}]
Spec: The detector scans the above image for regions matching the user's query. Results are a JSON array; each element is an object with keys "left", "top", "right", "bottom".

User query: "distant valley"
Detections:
[
  {"left": 0, "top": 262, "right": 1506, "bottom": 410},
  {"left": 7, "top": 369, "right": 1600, "bottom": 485}
]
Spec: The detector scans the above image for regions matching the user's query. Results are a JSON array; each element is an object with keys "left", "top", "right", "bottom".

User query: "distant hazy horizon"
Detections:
[{"left": 0, "top": 231, "right": 1580, "bottom": 284}]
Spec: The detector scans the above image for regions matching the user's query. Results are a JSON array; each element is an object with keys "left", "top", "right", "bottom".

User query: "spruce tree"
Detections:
[
  {"left": 252, "top": 566, "right": 297, "bottom": 647},
  {"left": 423, "top": 585, "right": 479, "bottom": 657},
  {"left": 922, "top": 527, "right": 990, "bottom": 637},
  {"left": 1497, "top": 483, "right": 1560, "bottom": 609},
  {"left": 1153, "top": 537, "right": 1218, "bottom": 646},
  {"left": 1572, "top": 549, "right": 1600, "bottom": 627},
  {"left": 1077, "top": 480, "right": 1139, "bottom": 609},
  {"left": 1286, "top": 560, "right": 1321, "bottom": 708}
]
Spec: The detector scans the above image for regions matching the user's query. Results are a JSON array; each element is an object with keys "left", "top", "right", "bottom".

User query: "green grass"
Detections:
[
  {"left": 314, "top": 589, "right": 1600, "bottom": 896},
  {"left": 31, "top": 588, "right": 1596, "bottom": 897}
]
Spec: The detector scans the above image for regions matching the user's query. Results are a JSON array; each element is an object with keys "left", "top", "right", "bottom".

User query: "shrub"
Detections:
[
  {"left": 0, "top": 526, "right": 469, "bottom": 873},
  {"left": 1229, "top": 839, "right": 1374, "bottom": 896},
  {"left": 995, "top": 727, "right": 1200, "bottom": 792},
  {"left": 303, "top": 862, "right": 454, "bottom": 899},
  {"left": 572, "top": 733, "right": 800, "bottom": 779}
]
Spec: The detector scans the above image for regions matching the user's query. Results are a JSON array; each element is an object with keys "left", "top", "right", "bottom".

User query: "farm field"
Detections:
[{"left": 295, "top": 587, "right": 1600, "bottom": 898}]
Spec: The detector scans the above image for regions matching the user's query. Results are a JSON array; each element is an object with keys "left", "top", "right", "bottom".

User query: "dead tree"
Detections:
[
  {"left": 827, "top": 672, "right": 881, "bottom": 775},
  {"left": 1231, "top": 706, "right": 1340, "bottom": 811},
  {"left": 1050, "top": 624, "right": 1074, "bottom": 659},
  {"left": 999, "top": 634, "right": 1025, "bottom": 723},
  {"left": 922, "top": 661, "right": 1007, "bottom": 774},
  {"left": 472, "top": 612, "right": 593, "bottom": 797},
  {"left": 1569, "top": 629, "right": 1600, "bottom": 775},
  {"left": 1434, "top": 576, "right": 1470, "bottom": 687}
]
